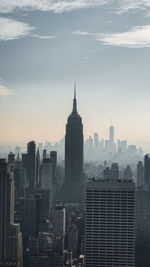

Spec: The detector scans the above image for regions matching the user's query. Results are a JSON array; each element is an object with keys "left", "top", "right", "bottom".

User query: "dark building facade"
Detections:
[
  {"left": 135, "top": 188, "right": 150, "bottom": 267},
  {"left": 0, "top": 160, "right": 23, "bottom": 267},
  {"left": 27, "top": 141, "right": 36, "bottom": 196},
  {"left": 85, "top": 178, "right": 135, "bottom": 267},
  {"left": 144, "top": 154, "right": 150, "bottom": 190},
  {"left": 64, "top": 88, "right": 83, "bottom": 203},
  {"left": 137, "top": 161, "right": 144, "bottom": 187},
  {"left": 0, "top": 160, "right": 14, "bottom": 263}
]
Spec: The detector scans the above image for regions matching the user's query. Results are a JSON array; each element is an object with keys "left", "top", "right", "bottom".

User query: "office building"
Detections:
[
  {"left": 109, "top": 125, "right": 114, "bottom": 144},
  {"left": 144, "top": 154, "right": 150, "bottom": 190},
  {"left": 135, "top": 187, "right": 150, "bottom": 267},
  {"left": 27, "top": 141, "right": 36, "bottom": 196},
  {"left": 50, "top": 151, "right": 57, "bottom": 187},
  {"left": 18, "top": 197, "right": 37, "bottom": 239},
  {"left": 93, "top": 133, "right": 99, "bottom": 151},
  {"left": 0, "top": 160, "right": 14, "bottom": 263},
  {"left": 41, "top": 158, "right": 51, "bottom": 190},
  {"left": 7, "top": 224, "right": 23, "bottom": 267},
  {"left": 137, "top": 161, "right": 144, "bottom": 187},
  {"left": 36, "top": 148, "right": 40, "bottom": 189},
  {"left": 85, "top": 178, "right": 135, "bottom": 267},
  {"left": 52, "top": 205, "right": 66, "bottom": 238}
]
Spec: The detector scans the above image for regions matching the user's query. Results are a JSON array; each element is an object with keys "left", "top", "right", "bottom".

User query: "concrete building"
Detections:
[
  {"left": 85, "top": 178, "right": 135, "bottom": 267},
  {"left": 52, "top": 205, "right": 66, "bottom": 238},
  {"left": 0, "top": 160, "right": 14, "bottom": 263},
  {"left": 27, "top": 141, "right": 36, "bottom": 196},
  {"left": 7, "top": 224, "right": 23, "bottom": 267}
]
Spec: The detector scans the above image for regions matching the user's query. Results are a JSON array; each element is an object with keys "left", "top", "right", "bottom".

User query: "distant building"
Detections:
[
  {"left": 137, "top": 161, "right": 144, "bottom": 187},
  {"left": 144, "top": 154, "right": 150, "bottom": 190},
  {"left": 15, "top": 147, "right": 21, "bottom": 158},
  {"left": 109, "top": 125, "right": 114, "bottom": 144},
  {"left": 111, "top": 163, "right": 119, "bottom": 179},
  {"left": 93, "top": 133, "right": 99, "bottom": 152},
  {"left": 0, "top": 160, "right": 14, "bottom": 262},
  {"left": 123, "top": 165, "right": 132, "bottom": 180},
  {"left": 0, "top": 160, "right": 22, "bottom": 267},
  {"left": 103, "top": 163, "right": 119, "bottom": 180},
  {"left": 41, "top": 158, "right": 51, "bottom": 190},
  {"left": 36, "top": 148, "right": 40, "bottom": 188},
  {"left": 117, "top": 140, "right": 127, "bottom": 153},
  {"left": 27, "top": 141, "right": 36, "bottom": 196},
  {"left": 8, "top": 152, "right": 15, "bottom": 165},
  {"left": 50, "top": 151, "right": 57, "bottom": 186},
  {"left": 67, "top": 224, "right": 78, "bottom": 258},
  {"left": 7, "top": 224, "right": 23, "bottom": 267},
  {"left": 52, "top": 205, "right": 66, "bottom": 238},
  {"left": 128, "top": 145, "right": 137, "bottom": 154},
  {"left": 18, "top": 197, "right": 37, "bottom": 239},
  {"left": 50, "top": 151, "right": 57, "bottom": 206}
]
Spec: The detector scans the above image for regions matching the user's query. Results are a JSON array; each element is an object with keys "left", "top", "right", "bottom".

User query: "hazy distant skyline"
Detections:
[{"left": 1, "top": 0, "right": 150, "bottom": 145}]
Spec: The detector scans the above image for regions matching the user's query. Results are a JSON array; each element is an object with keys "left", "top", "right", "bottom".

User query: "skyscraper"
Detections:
[
  {"left": 50, "top": 151, "right": 57, "bottom": 188},
  {"left": 0, "top": 159, "right": 14, "bottom": 263},
  {"left": 109, "top": 125, "right": 114, "bottom": 144},
  {"left": 27, "top": 141, "right": 36, "bottom": 196},
  {"left": 93, "top": 133, "right": 99, "bottom": 151},
  {"left": 137, "top": 161, "right": 144, "bottom": 187},
  {"left": 36, "top": 148, "right": 40, "bottom": 189},
  {"left": 41, "top": 158, "right": 51, "bottom": 190},
  {"left": 50, "top": 151, "right": 57, "bottom": 207},
  {"left": 0, "top": 160, "right": 23, "bottom": 267},
  {"left": 52, "top": 205, "right": 66, "bottom": 238},
  {"left": 85, "top": 178, "right": 135, "bottom": 267},
  {"left": 64, "top": 85, "right": 83, "bottom": 203},
  {"left": 144, "top": 154, "right": 150, "bottom": 190}
]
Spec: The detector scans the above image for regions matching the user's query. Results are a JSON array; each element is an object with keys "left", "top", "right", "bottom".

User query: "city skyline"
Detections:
[
  {"left": 1, "top": 2, "right": 150, "bottom": 267},
  {"left": 1, "top": 1, "right": 150, "bottom": 146}
]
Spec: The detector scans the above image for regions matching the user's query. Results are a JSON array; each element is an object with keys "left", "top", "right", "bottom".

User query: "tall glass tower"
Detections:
[{"left": 64, "top": 85, "right": 83, "bottom": 203}]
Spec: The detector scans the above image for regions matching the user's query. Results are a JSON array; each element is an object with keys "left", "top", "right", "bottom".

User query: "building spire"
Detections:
[
  {"left": 74, "top": 81, "right": 76, "bottom": 99},
  {"left": 72, "top": 81, "right": 77, "bottom": 114}
]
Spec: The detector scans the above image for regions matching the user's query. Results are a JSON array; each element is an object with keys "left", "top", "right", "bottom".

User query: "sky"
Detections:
[{"left": 1, "top": 0, "right": 150, "bottom": 148}]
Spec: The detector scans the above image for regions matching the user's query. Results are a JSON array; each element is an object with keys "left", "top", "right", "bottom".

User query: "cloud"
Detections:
[
  {"left": 0, "top": 0, "right": 150, "bottom": 15},
  {"left": 0, "top": 17, "right": 34, "bottom": 40},
  {"left": 72, "top": 30, "right": 92, "bottom": 36},
  {"left": 72, "top": 25, "right": 150, "bottom": 48},
  {"left": 32, "top": 34, "right": 56, "bottom": 39},
  {"left": 0, "top": 0, "right": 110, "bottom": 14},
  {"left": 98, "top": 25, "right": 150, "bottom": 48},
  {"left": 117, "top": 0, "right": 150, "bottom": 14},
  {"left": 0, "top": 86, "right": 14, "bottom": 96}
]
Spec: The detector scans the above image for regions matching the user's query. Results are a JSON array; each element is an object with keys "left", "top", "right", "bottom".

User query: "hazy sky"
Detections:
[{"left": 1, "top": 0, "right": 150, "bottom": 146}]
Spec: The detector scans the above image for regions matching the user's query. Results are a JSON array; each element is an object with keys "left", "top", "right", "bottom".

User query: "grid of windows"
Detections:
[{"left": 85, "top": 180, "right": 135, "bottom": 267}]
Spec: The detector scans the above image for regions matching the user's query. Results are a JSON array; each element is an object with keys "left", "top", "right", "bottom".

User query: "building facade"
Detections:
[{"left": 85, "top": 178, "right": 135, "bottom": 267}]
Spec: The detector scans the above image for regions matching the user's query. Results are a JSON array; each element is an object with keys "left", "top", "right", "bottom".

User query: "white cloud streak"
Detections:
[
  {"left": 72, "top": 25, "right": 150, "bottom": 48},
  {"left": 116, "top": 0, "right": 150, "bottom": 13},
  {"left": 98, "top": 25, "right": 150, "bottom": 47},
  {"left": 0, "top": 0, "right": 150, "bottom": 14},
  {"left": 0, "top": 17, "right": 34, "bottom": 40},
  {"left": 32, "top": 34, "right": 56, "bottom": 39},
  {"left": 0, "top": 85, "right": 14, "bottom": 96},
  {"left": 0, "top": 0, "right": 111, "bottom": 14},
  {"left": 72, "top": 30, "right": 92, "bottom": 36}
]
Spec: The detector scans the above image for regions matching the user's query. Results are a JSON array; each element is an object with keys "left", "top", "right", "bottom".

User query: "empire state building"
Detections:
[{"left": 64, "top": 85, "right": 83, "bottom": 203}]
